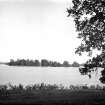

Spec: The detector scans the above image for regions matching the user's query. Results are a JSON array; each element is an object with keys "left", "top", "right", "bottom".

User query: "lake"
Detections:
[{"left": 0, "top": 64, "right": 103, "bottom": 87}]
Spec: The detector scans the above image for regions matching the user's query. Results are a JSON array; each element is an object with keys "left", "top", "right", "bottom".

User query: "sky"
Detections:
[{"left": 0, "top": 0, "right": 92, "bottom": 63}]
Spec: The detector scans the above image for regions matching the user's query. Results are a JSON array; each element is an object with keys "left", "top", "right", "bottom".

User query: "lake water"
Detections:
[{"left": 0, "top": 64, "right": 103, "bottom": 87}]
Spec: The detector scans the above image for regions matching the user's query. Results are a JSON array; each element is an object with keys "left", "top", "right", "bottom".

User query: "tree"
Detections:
[
  {"left": 9, "top": 59, "right": 15, "bottom": 65},
  {"left": 67, "top": 0, "right": 105, "bottom": 83},
  {"left": 72, "top": 61, "right": 79, "bottom": 67},
  {"left": 63, "top": 61, "right": 70, "bottom": 67},
  {"left": 34, "top": 60, "right": 40, "bottom": 66},
  {"left": 41, "top": 59, "right": 49, "bottom": 66}
]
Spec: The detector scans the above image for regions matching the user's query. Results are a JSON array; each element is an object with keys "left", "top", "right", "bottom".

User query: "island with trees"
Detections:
[{"left": 6, "top": 59, "right": 81, "bottom": 67}]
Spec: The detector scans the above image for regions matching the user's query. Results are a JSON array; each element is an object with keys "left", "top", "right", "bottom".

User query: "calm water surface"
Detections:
[{"left": 0, "top": 64, "right": 102, "bottom": 87}]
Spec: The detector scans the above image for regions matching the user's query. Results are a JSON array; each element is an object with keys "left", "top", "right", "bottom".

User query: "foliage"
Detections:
[
  {"left": 63, "top": 61, "right": 71, "bottom": 67},
  {"left": 7, "top": 59, "right": 80, "bottom": 67},
  {"left": 71, "top": 61, "right": 80, "bottom": 67},
  {"left": 68, "top": 0, "right": 105, "bottom": 83}
]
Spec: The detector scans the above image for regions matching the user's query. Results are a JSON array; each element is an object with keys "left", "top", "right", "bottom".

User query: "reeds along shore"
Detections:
[
  {"left": 0, "top": 83, "right": 105, "bottom": 105},
  {"left": 0, "top": 83, "right": 105, "bottom": 91}
]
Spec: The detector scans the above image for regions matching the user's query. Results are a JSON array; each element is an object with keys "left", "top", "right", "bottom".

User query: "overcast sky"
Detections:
[{"left": 0, "top": 0, "right": 91, "bottom": 63}]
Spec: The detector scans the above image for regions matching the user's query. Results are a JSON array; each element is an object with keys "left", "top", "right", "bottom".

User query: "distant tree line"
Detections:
[{"left": 7, "top": 59, "right": 81, "bottom": 67}]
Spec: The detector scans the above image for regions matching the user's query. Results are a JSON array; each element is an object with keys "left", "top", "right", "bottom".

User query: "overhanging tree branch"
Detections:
[{"left": 68, "top": 0, "right": 105, "bottom": 83}]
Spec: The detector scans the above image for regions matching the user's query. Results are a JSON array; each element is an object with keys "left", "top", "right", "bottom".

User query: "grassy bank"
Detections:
[{"left": 0, "top": 83, "right": 105, "bottom": 105}]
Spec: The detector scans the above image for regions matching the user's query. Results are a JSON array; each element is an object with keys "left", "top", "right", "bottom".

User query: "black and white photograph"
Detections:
[{"left": 0, "top": 0, "right": 105, "bottom": 105}]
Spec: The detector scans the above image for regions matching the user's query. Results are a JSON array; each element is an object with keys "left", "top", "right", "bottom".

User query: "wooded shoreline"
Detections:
[{"left": 5, "top": 59, "right": 83, "bottom": 67}]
